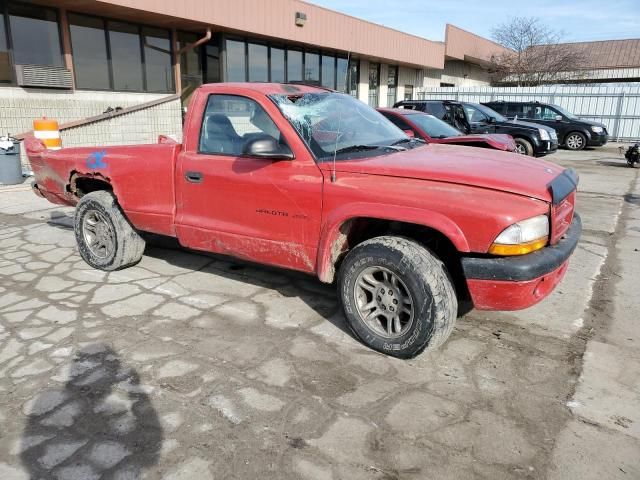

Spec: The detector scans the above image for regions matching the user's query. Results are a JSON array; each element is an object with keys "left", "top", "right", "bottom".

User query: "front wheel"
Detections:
[
  {"left": 514, "top": 138, "right": 534, "bottom": 156},
  {"left": 74, "top": 191, "right": 146, "bottom": 271},
  {"left": 565, "top": 132, "right": 586, "bottom": 151},
  {"left": 338, "top": 236, "right": 457, "bottom": 358}
]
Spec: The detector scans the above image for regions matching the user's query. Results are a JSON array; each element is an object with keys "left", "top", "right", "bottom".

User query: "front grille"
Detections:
[{"left": 551, "top": 190, "right": 575, "bottom": 244}]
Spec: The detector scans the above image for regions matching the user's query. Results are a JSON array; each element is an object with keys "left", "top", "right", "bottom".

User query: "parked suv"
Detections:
[
  {"left": 483, "top": 101, "right": 608, "bottom": 151},
  {"left": 393, "top": 100, "right": 558, "bottom": 157}
]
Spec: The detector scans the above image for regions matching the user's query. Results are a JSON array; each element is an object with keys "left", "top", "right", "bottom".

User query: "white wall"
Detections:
[
  {"left": 420, "top": 60, "right": 491, "bottom": 88},
  {"left": 416, "top": 85, "right": 640, "bottom": 141},
  {"left": 0, "top": 87, "right": 182, "bottom": 166}
]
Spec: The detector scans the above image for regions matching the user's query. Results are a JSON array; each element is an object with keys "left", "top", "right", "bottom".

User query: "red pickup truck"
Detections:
[{"left": 26, "top": 83, "right": 581, "bottom": 358}]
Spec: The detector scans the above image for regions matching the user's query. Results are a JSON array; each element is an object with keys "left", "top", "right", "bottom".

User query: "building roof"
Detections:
[
  {"left": 537, "top": 39, "right": 640, "bottom": 70},
  {"left": 444, "top": 24, "right": 512, "bottom": 66},
  {"left": 36, "top": 0, "right": 445, "bottom": 69}
]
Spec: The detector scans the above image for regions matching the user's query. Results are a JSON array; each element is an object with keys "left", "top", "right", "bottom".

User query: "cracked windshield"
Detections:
[{"left": 271, "top": 92, "right": 422, "bottom": 161}]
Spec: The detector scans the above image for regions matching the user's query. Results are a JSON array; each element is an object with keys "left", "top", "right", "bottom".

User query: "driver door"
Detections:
[{"left": 175, "top": 93, "right": 323, "bottom": 273}]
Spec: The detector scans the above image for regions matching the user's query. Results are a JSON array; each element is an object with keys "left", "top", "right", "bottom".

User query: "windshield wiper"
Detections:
[
  {"left": 391, "top": 137, "right": 426, "bottom": 146},
  {"left": 334, "top": 144, "right": 380, "bottom": 154}
]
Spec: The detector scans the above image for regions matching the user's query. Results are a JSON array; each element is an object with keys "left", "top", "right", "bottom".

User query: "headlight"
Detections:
[
  {"left": 538, "top": 128, "right": 550, "bottom": 141},
  {"left": 489, "top": 215, "right": 549, "bottom": 256},
  {"left": 591, "top": 126, "right": 603, "bottom": 133}
]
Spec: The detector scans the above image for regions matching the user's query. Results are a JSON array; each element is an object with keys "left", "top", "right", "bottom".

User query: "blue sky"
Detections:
[{"left": 310, "top": 0, "right": 640, "bottom": 43}]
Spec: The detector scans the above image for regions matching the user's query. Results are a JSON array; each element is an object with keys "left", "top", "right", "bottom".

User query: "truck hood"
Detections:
[{"left": 319, "top": 143, "right": 564, "bottom": 202}]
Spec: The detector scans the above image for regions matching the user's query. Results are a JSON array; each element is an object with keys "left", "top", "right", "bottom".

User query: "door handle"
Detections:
[{"left": 185, "top": 171, "right": 203, "bottom": 183}]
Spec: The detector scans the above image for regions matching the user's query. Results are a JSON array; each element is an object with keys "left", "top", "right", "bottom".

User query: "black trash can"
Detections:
[{"left": 0, "top": 138, "right": 22, "bottom": 185}]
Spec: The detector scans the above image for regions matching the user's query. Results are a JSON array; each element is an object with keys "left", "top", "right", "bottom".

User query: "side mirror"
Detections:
[
  {"left": 243, "top": 136, "right": 294, "bottom": 160},
  {"left": 403, "top": 130, "right": 415, "bottom": 138},
  {"left": 555, "top": 115, "right": 563, "bottom": 122},
  {"left": 488, "top": 116, "right": 497, "bottom": 124}
]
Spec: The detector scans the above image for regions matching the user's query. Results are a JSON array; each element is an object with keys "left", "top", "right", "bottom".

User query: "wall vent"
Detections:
[{"left": 15, "top": 64, "right": 73, "bottom": 89}]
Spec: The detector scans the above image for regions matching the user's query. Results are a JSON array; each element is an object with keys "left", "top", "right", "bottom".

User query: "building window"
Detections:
[
  {"left": 440, "top": 82, "right": 454, "bottom": 87},
  {"left": 404, "top": 84, "right": 413, "bottom": 101},
  {"left": 347, "top": 58, "right": 359, "bottom": 97},
  {"left": 0, "top": 7, "right": 12, "bottom": 83},
  {"left": 270, "top": 47, "right": 285, "bottom": 83},
  {"left": 204, "top": 44, "right": 220, "bottom": 84},
  {"left": 287, "top": 49, "right": 302, "bottom": 81},
  {"left": 247, "top": 43, "right": 268, "bottom": 82},
  {"left": 304, "top": 52, "right": 319, "bottom": 83},
  {"left": 368, "top": 62, "right": 380, "bottom": 107},
  {"left": 143, "top": 27, "right": 174, "bottom": 92},
  {"left": 9, "top": 3, "right": 63, "bottom": 66},
  {"left": 336, "top": 57, "right": 348, "bottom": 93},
  {"left": 177, "top": 31, "right": 203, "bottom": 101},
  {"left": 68, "top": 14, "right": 110, "bottom": 90},
  {"left": 321, "top": 54, "right": 335, "bottom": 89},
  {"left": 387, "top": 65, "right": 398, "bottom": 107},
  {"left": 225, "top": 39, "right": 245, "bottom": 81},
  {"left": 69, "top": 13, "right": 173, "bottom": 93},
  {"left": 107, "top": 21, "right": 143, "bottom": 91}
]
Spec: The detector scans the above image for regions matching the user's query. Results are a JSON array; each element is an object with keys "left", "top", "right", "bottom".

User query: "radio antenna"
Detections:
[{"left": 331, "top": 51, "right": 351, "bottom": 183}]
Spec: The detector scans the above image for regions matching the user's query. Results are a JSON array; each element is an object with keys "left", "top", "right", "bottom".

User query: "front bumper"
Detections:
[
  {"left": 588, "top": 133, "right": 608, "bottom": 147},
  {"left": 461, "top": 213, "right": 582, "bottom": 310},
  {"left": 534, "top": 139, "right": 559, "bottom": 157}
]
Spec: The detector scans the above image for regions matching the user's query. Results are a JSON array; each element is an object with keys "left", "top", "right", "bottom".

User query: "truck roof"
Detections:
[{"left": 198, "top": 82, "right": 331, "bottom": 95}]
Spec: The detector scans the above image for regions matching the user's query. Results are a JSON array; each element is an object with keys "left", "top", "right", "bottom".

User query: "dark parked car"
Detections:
[
  {"left": 393, "top": 100, "right": 558, "bottom": 157},
  {"left": 377, "top": 108, "right": 516, "bottom": 152},
  {"left": 482, "top": 101, "right": 608, "bottom": 151}
]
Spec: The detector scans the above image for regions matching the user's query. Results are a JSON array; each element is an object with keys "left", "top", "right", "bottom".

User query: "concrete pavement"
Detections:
[{"left": 0, "top": 147, "right": 638, "bottom": 479}]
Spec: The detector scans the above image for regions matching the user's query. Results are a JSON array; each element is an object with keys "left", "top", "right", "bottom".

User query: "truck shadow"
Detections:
[
  {"left": 142, "top": 234, "right": 474, "bottom": 338},
  {"left": 20, "top": 344, "right": 163, "bottom": 479},
  {"left": 142, "top": 233, "right": 353, "bottom": 337}
]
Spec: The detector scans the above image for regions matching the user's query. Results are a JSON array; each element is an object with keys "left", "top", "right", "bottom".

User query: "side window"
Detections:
[
  {"left": 506, "top": 103, "right": 527, "bottom": 118},
  {"left": 541, "top": 106, "right": 559, "bottom": 120},
  {"left": 385, "top": 114, "right": 412, "bottom": 132},
  {"left": 424, "top": 102, "right": 446, "bottom": 119},
  {"left": 199, "top": 94, "right": 282, "bottom": 155},
  {"left": 527, "top": 105, "right": 557, "bottom": 121},
  {"left": 488, "top": 103, "right": 506, "bottom": 115},
  {"left": 464, "top": 105, "right": 487, "bottom": 123}
]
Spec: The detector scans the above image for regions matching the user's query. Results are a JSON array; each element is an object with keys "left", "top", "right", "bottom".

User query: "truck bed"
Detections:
[{"left": 26, "top": 137, "right": 180, "bottom": 237}]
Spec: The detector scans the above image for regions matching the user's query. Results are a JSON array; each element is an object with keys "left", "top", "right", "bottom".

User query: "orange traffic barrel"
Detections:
[{"left": 33, "top": 117, "right": 61, "bottom": 150}]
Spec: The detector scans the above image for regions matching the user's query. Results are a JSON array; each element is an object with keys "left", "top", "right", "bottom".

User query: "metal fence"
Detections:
[{"left": 416, "top": 85, "right": 640, "bottom": 142}]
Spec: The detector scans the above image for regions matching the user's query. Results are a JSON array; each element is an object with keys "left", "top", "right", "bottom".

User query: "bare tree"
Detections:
[{"left": 489, "top": 17, "right": 588, "bottom": 86}]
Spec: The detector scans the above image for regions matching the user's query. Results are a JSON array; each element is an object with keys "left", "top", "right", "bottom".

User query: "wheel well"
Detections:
[
  {"left": 69, "top": 174, "right": 113, "bottom": 198},
  {"left": 333, "top": 218, "right": 470, "bottom": 304},
  {"left": 512, "top": 135, "right": 532, "bottom": 143}
]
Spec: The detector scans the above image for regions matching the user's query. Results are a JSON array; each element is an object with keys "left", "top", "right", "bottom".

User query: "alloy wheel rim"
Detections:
[
  {"left": 82, "top": 209, "right": 115, "bottom": 259},
  {"left": 567, "top": 134, "right": 583, "bottom": 149},
  {"left": 353, "top": 266, "right": 415, "bottom": 339},
  {"left": 515, "top": 144, "right": 526, "bottom": 154}
]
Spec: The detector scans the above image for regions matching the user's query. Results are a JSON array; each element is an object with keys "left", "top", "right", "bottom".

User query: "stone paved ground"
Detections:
[{"left": 0, "top": 147, "right": 639, "bottom": 479}]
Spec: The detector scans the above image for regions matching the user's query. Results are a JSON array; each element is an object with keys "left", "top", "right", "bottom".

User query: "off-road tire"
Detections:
[
  {"left": 514, "top": 137, "right": 534, "bottom": 156},
  {"left": 74, "top": 191, "right": 145, "bottom": 271},
  {"left": 338, "top": 236, "right": 457, "bottom": 359},
  {"left": 564, "top": 132, "right": 586, "bottom": 151}
]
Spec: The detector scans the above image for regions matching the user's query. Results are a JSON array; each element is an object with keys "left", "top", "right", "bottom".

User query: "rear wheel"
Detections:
[
  {"left": 565, "top": 132, "right": 586, "bottom": 151},
  {"left": 514, "top": 138, "right": 534, "bottom": 156},
  {"left": 338, "top": 236, "right": 457, "bottom": 358},
  {"left": 74, "top": 191, "right": 145, "bottom": 271}
]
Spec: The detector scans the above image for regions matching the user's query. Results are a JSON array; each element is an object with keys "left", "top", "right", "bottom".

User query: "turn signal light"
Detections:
[{"left": 488, "top": 236, "right": 548, "bottom": 256}]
